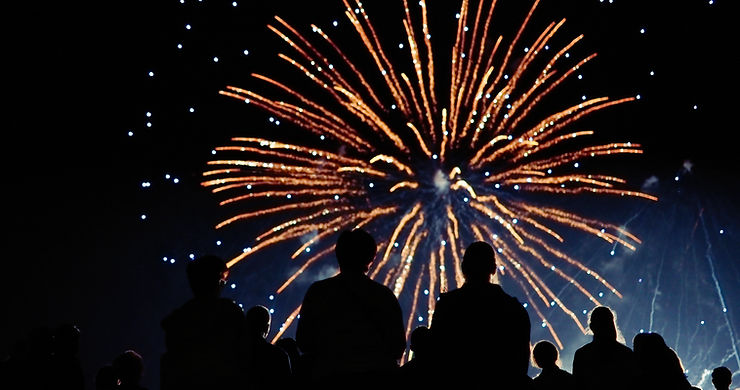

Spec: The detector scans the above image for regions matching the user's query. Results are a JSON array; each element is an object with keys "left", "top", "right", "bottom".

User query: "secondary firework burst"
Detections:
[{"left": 202, "top": 0, "right": 658, "bottom": 348}]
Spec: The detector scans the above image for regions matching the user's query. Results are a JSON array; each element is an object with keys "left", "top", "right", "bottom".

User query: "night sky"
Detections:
[{"left": 5, "top": 1, "right": 739, "bottom": 389}]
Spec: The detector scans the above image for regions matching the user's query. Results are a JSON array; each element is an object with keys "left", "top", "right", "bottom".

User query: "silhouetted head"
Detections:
[
  {"left": 53, "top": 323, "right": 81, "bottom": 357},
  {"left": 112, "top": 350, "right": 144, "bottom": 385},
  {"left": 95, "top": 365, "right": 119, "bottom": 390},
  {"left": 532, "top": 340, "right": 559, "bottom": 369},
  {"left": 275, "top": 337, "right": 299, "bottom": 359},
  {"left": 186, "top": 255, "right": 228, "bottom": 298},
  {"left": 246, "top": 305, "right": 271, "bottom": 339},
  {"left": 588, "top": 306, "right": 618, "bottom": 341},
  {"left": 633, "top": 332, "right": 668, "bottom": 357},
  {"left": 461, "top": 241, "right": 496, "bottom": 283},
  {"left": 335, "top": 229, "right": 377, "bottom": 274},
  {"left": 711, "top": 366, "right": 732, "bottom": 389},
  {"left": 409, "top": 326, "right": 431, "bottom": 357}
]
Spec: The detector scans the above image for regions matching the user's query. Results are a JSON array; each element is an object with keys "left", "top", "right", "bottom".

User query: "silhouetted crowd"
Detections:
[{"left": 1, "top": 229, "right": 736, "bottom": 389}]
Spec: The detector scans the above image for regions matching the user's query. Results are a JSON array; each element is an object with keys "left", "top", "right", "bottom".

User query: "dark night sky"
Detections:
[{"left": 4, "top": 1, "right": 739, "bottom": 389}]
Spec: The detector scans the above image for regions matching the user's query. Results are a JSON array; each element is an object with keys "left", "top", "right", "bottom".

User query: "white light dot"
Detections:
[
  {"left": 513, "top": 184, "right": 520, "bottom": 190},
  {"left": 189, "top": 107, "right": 195, "bottom": 113},
  {"left": 232, "top": 1, "right": 237, "bottom": 6},
  {"left": 333, "top": 20, "right": 338, "bottom": 26},
  {"left": 334, "top": 195, "right": 339, "bottom": 200},
  {"left": 216, "top": 240, "right": 222, "bottom": 246},
  {"left": 369, "top": 183, "right": 374, "bottom": 188},
  {"left": 243, "top": 49, "right": 249, "bottom": 55},
  {"left": 185, "top": 24, "right": 191, "bottom": 30},
  {"left": 230, "top": 283, "right": 236, "bottom": 289},
  {"left": 140, "top": 214, "right": 147, "bottom": 220},
  {"left": 640, "top": 28, "right": 646, "bottom": 34},
  {"left": 719, "top": 229, "right": 724, "bottom": 234},
  {"left": 269, "top": 295, "right": 275, "bottom": 300},
  {"left": 128, "top": 131, "right": 134, "bottom": 136},
  {"left": 269, "top": 309, "right": 274, "bottom": 314},
  {"left": 636, "top": 94, "right": 641, "bottom": 100},
  {"left": 574, "top": 162, "right": 580, "bottom": 168},
  {"left": 398, "top": 43, "right": 404, "bottom": 49},
  {"left": 148, "top": 71, "right": 155, "bottom": 77},
  {"left": 700, "top": 320, "right": 705, "bottom": 325}
]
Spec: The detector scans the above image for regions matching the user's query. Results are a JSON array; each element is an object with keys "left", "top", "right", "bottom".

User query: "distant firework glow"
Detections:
[{"left": 201, "top": 0, "right": 658, "bottom": 348}]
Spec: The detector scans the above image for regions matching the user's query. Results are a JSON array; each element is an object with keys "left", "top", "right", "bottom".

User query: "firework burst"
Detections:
[{"left": 202, "top": 0, "right": 657, "bottom": 349}]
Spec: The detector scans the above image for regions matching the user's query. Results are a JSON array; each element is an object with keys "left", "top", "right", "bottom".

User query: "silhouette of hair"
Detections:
[
  {"left": 532, "top": 340, "right": 558, "bottom": 369},
  {"left": 335, "top": 228, "right": 377, "bottom": 273},
  {"left": 712, "top": 366, "right": 732, "bottom": 388},
  {"left": 588, "top": 306, "right": 623, "bottom": 342},
  {"left": 112, "top": 350, "right": 144, "bottom": 385},
  {"left": 186, "top": 255, "right": 228, "bottom": 297},
  {"left": 245, "top": 305, "right": 271, "bottom": 339},
  {"left": 409, "top": 326, "right": 431, "bottom": 355},
  {"left": 461, "top": 241, "right": 496, "bottom": 280}
]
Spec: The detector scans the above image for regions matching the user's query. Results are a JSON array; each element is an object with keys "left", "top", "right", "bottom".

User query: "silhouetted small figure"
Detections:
[
  {"left": 711, "top": 366, "right": 732, "bottom": 390},
  {"left": 399, "top": 326, "right": 433, "bottom": 387},
  {"left": 94, "top": 365, "right": 119, "bottom": 390},
  {"left": 532, "top": 340, "right": 575, "bottom": 390},
  {"left": 296, "top": 228, "right": 405, "bottom": 389},
  {"left": 632, "top": 332, "right": 692, "bottom": 389},
  {"left": 161, "top": 255, "right": 246, "bottom": 390},
  {"left": 275, "top": 337, "right": 303, "bottom": 385},
  {"left": 49, "top": 323, "right": 84, "bottom": 390},
  {"left": 244, "top": 305, "right": 291, "bottom": 389},
  {"left": 572, "top": 306, "right": 637, "bottom": 390},
  {"left": 113, "top": 350, "right": 147, "bottom": 390},
  {"left": 430, "top": 241, "right": 531, "bottom": 389}
]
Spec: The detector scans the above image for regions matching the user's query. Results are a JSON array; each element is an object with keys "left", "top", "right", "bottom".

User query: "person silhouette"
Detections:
[
  {"left": 295, "top": 228, "right": 405, "bottom": 389},
  {"left": 274, "top": 337, "right": 304, "bottom": 385},
  {"left": 572, "top": 306, "right": 637, "bottom": 390},
  {"left": 243, "top": 305, "right": 292, "bottom": 389},
  {"left": 160, "top": 255, "right": 246, "bottom": 390},
  {"left": 429, "top": 241, "right": 532, "bottom": 389},
  {"left": 112, "top": 350, "right": 147, "bottom": 390},
  {"left": 399, "top": 326, "right": 434, "bottom": 387},
  {"left": 632, "top": 332, "right": 693, "bottom": 389},
  {"left": 711, "top": 366, "right": 732, "bottom": 390},
  {"left": 531, "top": 340, "right": 575, "bottom": 389},
  {"left": 49, "top": 323, "right": 84, "bottom": 390}
]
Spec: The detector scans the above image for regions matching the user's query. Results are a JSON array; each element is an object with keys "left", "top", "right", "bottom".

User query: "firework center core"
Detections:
[{"left": 433, "top": 169, "right": 450, "bottom": 195}]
